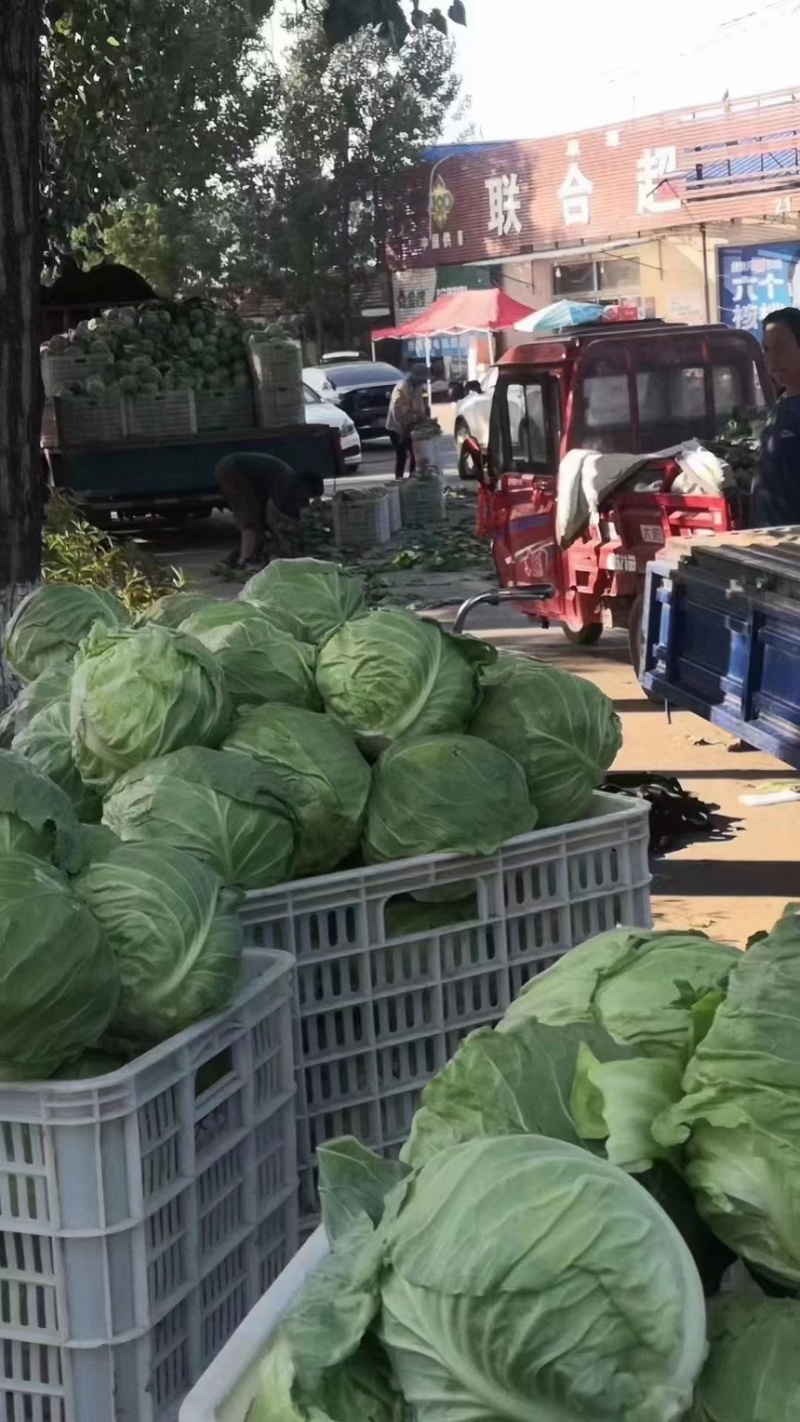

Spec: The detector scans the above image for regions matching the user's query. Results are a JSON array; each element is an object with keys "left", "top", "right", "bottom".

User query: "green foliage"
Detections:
[
  {"left": 42, "top": 0, "right": 278, "bottom": 248},
  {"left": 42, "top": 493, "right": 188, "bottom": 615},
  {"left": 263, "top": 3, "right": 460, "bottom": 341}
]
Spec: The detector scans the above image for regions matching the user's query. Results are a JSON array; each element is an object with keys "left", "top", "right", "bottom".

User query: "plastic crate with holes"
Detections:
[
  {"left": 195, "top": 388, "right": 256, "bottom": 434},
  {"left": 54, "top": 391, "right": 127, "bottom": 446},
  {"left": 0, "top": 949, "right": 297, "bottom": 1422},
  {"left": 386, "top": 482, "right": 402, "bottom": 535},
  {"left": 125, "top": 390, "right": 197, "bottom": 441},
  {"left": 40, "top": 348, "right": 113, "bottom": 399},
  {"left": 332, "top": 491, "right": 391, "bottom": 552},
  {"left": 240, "top": 791, "right": 651, "bottom": 1230}
]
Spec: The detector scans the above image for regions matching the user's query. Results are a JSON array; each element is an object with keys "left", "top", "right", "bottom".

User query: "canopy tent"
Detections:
[
  {"left": 373, "top": 289, "right": 536, "bottom": 400},
  {"left": 374, "top": 288, "right": 535, "bottom": 342}
]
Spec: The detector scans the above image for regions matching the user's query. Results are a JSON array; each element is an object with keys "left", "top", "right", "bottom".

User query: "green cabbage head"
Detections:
[
  {"left": 316, "top": 610, "right": 495, "bottom": 758},
  {"left": 0, "top": 852, "right": 119, "bottom": 1078},
  {"left": 73, "top": 842, "right": 243, "bottom": 1041},
  {"left": 3, "top": 583, "right": 130, "bottom": 682},
  {"left": 241, "top": 558, "right": 364, "bottom": 644},
  {"left": 180, "top": 601, "right": 320, "bottom": 711},
  {"left": 500, "top": 928, "right": 740, "bottom": 1060},
  {"left": 364, "top": 735, "right": 535, "bottom": 862},
  {"left": 70, "top": 624, "right": 231, "bottom": 793},
  {"left": 103, "top": 747, "right": 299, "bottom": 890},
  {"left": 0, "top": 749, "right": 84, "bottom": 868},
  {"left": 137, "top": 591, "right": 221, "bottom": 628},
  {"left": 470, "top": 653, "right": 622, "bottom": 826},
  {"left": 0, "top": 661, "right": 72, "bottom": 747},
  {"left": 381, "top": 1135, "right": 706, "bottom": 1422},
  {"left": 684, "top": 1302, "right": 800, "bottom": 1422},
  {"left": 223, "top": 705, "right": 370, "bottom": 876},
  {"left": 655, "top": 906, "right": 800, "bottom": 1287},
  {"left": 688, "top": 1296, "right": 800, "bottom": 1421},
  {"left": 13, "top": 699, "right": 102, "bottom": 823}
]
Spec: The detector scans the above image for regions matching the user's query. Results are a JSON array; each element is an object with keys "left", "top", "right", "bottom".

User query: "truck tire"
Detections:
[{"left": 562, "top": 621, "right": 603, "bottom": 646}]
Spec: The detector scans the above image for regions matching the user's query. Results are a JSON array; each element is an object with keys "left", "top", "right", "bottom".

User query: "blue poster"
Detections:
[{"left": 719, "top": 241, "right": 800, "bottom": 331}]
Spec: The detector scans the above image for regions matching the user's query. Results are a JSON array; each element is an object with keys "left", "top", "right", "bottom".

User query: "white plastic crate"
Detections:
[
  {"left": 54, "top": 391, "right": 127, "bottom": 446},
  {"left": 386, "top": 482, "right": 402, "bottom": 535},
  {"left": 399, "top": 472, "right": 445, "bottom": 524},
  {"left": 180, "top": 1229, "right": 328, "bottom": 1422},
  {"left": 195, "top": 388, "right": 256, "bottom": 433},
  {"left": 40, "top": 348, "right": 113, "bottom": 399},
  {"left": 126, "top": 390, "right": 197, "bottom": 441},
  {"left": 332, "top": 491, "right": 391, "bottom": 552},
  {"left": 0, "top": 949, "right": 298, "bottom": 1422},
  {"left": 255, "top": 388, "right": 305, "bottom": 429},
  {"left": 409, "top": 431, "right": 451, "bottom": 476},
  {"left": 241, "top": 792, "right": 651, "bottom": 1223},
  {"left": 41, "top": 398, "right": 59, "bottom": 449}
]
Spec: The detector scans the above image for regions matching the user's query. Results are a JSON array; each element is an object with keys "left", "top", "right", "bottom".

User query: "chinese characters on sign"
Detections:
[
  {"left": 558, "top": 163, "right": 593, "bottom": 226},
  {"left": 718, "top": 244, "right": 800, "bottom": 331},
  {"left": 485, "top": 174, "right": 523, "bottom": 236},
  {"left": 636, "top": 147, "right": 681, "bottom": 215}
]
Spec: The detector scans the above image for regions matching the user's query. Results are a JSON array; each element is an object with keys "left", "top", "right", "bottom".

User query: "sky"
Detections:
[{"left": 450, "top": 0, "right": 800, "bottom": 140}]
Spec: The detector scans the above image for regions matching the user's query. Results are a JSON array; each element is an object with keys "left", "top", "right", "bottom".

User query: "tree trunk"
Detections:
[{"left": 0, "top": 0, "right": 43, "bottom": 707}]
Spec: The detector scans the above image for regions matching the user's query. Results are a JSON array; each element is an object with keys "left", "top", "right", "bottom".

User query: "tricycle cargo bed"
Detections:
[
  {"left": 641, "top": 529, "right": 800, "bottom": 769},
  {"left": 47, "top": 425, "right": 344, "bottom": 511}
]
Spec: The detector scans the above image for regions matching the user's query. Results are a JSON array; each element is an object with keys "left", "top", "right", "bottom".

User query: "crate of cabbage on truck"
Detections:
[{"left": 41, "top": 303, "right": 344, "bottom": 516}]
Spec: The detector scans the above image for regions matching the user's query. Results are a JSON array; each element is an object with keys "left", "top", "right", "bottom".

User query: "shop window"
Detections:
[{"left": 553, "top": 256, "right": 641, "bottom": 300}]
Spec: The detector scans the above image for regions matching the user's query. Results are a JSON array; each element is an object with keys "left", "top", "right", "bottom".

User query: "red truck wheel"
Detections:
[{"left": 562, "top": 621, "right": 603, "bottom": 646}]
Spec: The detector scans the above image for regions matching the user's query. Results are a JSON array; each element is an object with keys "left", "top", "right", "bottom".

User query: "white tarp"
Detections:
[{"left": 556, "top": 440, "right": 734, "bottom": 548}]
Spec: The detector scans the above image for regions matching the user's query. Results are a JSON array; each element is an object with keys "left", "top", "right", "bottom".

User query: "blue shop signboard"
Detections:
[{"left": 719, "top": 241, "right": 800, "bottom": 331}]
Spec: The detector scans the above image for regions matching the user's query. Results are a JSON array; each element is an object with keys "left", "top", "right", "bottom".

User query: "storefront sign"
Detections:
[
  {"left": 388, "top": 89, "right": 800, "bottom": 270},
  {"left": 718, "top": 241, "right": 800, "bottom": 330}
]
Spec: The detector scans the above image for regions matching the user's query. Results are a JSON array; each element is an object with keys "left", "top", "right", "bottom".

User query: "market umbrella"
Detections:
[
  {"left": 514, "top": 300, "right": 606, "bottom": 334},
  {"left": 373, "top": 289, "right": 537, "bottom": 400}
]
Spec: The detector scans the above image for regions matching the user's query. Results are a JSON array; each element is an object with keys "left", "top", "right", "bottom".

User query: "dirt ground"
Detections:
[{"left": 458, "top": 617, "right": 799, "bottom": 949}]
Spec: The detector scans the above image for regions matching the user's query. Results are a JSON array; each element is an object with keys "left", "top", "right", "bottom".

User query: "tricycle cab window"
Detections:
[
  {"left": 490, "top": 376, "right": 561, "bottom": 475},
  {"left": 571, "top": 335, "right": 769, "bottom": 453}
]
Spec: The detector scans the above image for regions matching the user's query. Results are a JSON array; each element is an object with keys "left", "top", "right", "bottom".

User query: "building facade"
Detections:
[{"left": 386, "top": 88, "right": 800, "bottom": 340}]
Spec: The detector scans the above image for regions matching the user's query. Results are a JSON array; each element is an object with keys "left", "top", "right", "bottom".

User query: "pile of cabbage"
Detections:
[
  {"left": 41, "top": 299, "right": 280, "bottom": 399},
  {"left": 0, "top": 561, "right": 621, "bottom": 1080},
  {"left": 250, "top": 917, "right": 800, "bottom": 1422}
]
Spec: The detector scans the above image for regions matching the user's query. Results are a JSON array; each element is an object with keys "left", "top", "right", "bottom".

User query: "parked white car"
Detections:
[
  {"left": 303, "top": 383, "right": 361, "bottom": 471},
  {"left": 454, "top": 368, "right": 498, "bottom": 455}
]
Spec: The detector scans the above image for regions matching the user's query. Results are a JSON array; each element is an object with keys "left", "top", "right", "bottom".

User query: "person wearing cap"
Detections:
[{"left": 386, "top": 363, "right": 429, "bottom": 479}]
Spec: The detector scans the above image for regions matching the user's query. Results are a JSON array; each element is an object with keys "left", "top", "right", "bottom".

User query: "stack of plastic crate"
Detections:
[
  {"left": 240, "top": 792, "right": 651, "bottom": 1232},
  {"left": 0, "top": 949, "right": 297, "bottom": 1422}
]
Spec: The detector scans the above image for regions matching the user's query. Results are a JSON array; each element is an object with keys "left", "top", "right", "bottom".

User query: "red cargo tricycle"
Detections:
[{"left": 458, "top": 320, "right": 769, "bottom": 666}]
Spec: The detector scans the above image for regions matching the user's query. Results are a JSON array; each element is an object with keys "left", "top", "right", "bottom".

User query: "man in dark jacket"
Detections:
[
  {"left": 753, "top": 307, "right": 800, "bottom": 528},
  {"left": 215, "top": 452, "right": 323, "bottom": 570}
]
